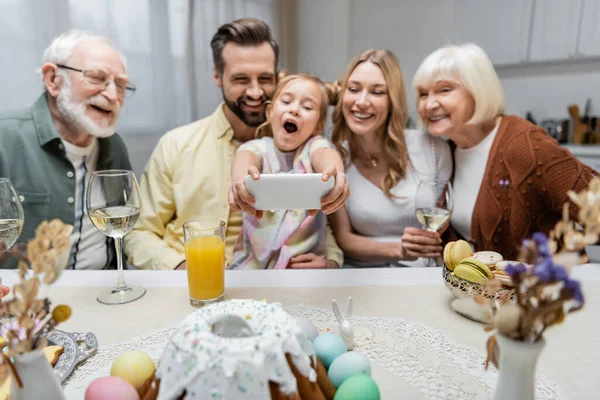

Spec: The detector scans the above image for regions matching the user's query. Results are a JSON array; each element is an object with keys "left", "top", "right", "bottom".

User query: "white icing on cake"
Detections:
[{"left": 156, "top": 299, "right": 317, "bottom": 400}]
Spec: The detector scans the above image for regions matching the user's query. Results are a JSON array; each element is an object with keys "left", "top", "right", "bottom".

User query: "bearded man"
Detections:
[
  {"left": 125, "top": 18, "right": 344, "bottom": 270},
  {"left": 0, "top": 30, "right": 134, "bottom": 270}
]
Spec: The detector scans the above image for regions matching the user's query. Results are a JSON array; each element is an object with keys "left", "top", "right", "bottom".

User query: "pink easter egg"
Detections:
[{"left": 85, "top": 376, "right": 140, "bottom": 400}]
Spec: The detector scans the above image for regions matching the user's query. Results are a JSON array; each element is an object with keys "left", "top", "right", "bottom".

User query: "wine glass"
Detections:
[
  {"left": 0, "top": 178, "right": 24, "bottom": 254},
  {"left": 86, "top": 170, "right": 145, "bottom": 305},
  {"left": 414, "top": 179, "right": 453, "bottom": 267}
]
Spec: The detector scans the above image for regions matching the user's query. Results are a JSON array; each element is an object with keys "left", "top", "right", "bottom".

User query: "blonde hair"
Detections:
[
  {"left": 256, "top": 72, "right": 337, "bottom": 139},
  {"left": 413, "top": 43, "right": 505, "bottom": 125},
  {"left": 331, "top": 49, "right": 409, "bottom": 198}
]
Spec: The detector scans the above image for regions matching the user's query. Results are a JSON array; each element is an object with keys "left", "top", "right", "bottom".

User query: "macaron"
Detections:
[
  {"left": 443, "top": 240, "right": 473, "bottom": 271},
  {"left": 495, "top": 260, "right": 522, "bottom": 271},
  {"left": 494, "top": 260, "right": 524, "bottom": 287},
  {"left": 472, "top": 251, "right": 504, "bottom": 270},
  {"left": 454, "top": 257, "right": 494, "bottom": 284},
  {"left": 493, "top": 270, "right": 514, "bottom": 287}
]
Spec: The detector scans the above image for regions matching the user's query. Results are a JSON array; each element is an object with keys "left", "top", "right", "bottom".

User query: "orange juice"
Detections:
[{"left": 185, "top": 235, "right": 225, "bottom": 301}]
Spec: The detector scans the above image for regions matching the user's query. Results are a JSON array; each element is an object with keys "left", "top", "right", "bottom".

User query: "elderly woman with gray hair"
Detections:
[{"left": 413, "top": 43, "right": 597, "bottom": 260}]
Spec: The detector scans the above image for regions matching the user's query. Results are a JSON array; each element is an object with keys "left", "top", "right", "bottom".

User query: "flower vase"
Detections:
[
  {"left": 494, "top": 334, "right": 546, "bottom": 400},
  {"left": 10, "top": 349, "right": 66, "bottom": 400}
]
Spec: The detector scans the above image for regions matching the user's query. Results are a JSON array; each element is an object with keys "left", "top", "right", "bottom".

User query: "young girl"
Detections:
[{"left": 228, "top": 73, "right": 349, "bottom": 269}]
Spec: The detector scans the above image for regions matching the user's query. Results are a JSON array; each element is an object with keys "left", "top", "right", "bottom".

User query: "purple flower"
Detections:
[
  {"left": 0, "top": 319, "right": 44, "bottom": 341},
  {"left": 505, "top": 263, "right": 528, "bottom": 277},
  {"left": 532, "top": 232, "right": 548, "bottom": 245},
  {"left": 522, "top": 232, "right": 551, "bottom": 258},
  {"left": 533, "top": 258, "right": 554, "bottom": 282},
  {"left": 564, "top": 279, "right": 585, "bottom": 304},
  {"left": 553, "top": 265, "right": 568, "bottom": 281},
  {"left": 531, "top": 232, "right": 551, "bottom": 257},
  {"left": 532, "top": 257, "right": 570, "bottom": 283}
]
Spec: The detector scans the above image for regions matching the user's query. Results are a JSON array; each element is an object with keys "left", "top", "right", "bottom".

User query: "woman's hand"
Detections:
[
  {"left": 0, "top": 285, "right": 9, "bottom": 298},
  {"left": 385, "top": 241, "right": 418, "bottom": 261},
  {"left": 400, "top": 227, "right": 443, "bottom": 259},
  {"left": 1, "top": 284, "right": 10, "bottom": 314},
  {"left": 228, "top": 165, "right": 263, "bottom": 219},
  {"left": 288, "top": 253, "right": 338, "bottom": 269},
  {"left": 314, "top": 166, "right": 350, "bottom": 216}
]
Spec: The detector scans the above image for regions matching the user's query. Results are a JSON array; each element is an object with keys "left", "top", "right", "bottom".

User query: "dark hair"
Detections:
[{"left": 211, "top": 18, "right": 279, "bottom": 74}]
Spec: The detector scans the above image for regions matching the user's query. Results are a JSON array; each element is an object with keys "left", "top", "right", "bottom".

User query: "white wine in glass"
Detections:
[
  {"left": 414, "top": 180, "right": 453, "bottom": 267},
  {"left": 88, "top": 206, "right": 139, "bottom": 237},
  {"left": 415, "top": 207, "right": 451, "bottom": 232},
  {"left": 0, "top": 178, "right": 24, "bottom": 253},
  {"left": 86, "top": 170, "right": 145, "bottom": 305}
]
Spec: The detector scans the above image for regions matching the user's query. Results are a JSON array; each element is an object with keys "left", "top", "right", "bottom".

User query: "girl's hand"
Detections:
[
  {"left": 401, "top": 227, "right": 443, "bottom": 259},
  {"left": 315, "top": 166, "right": 350, "bottom": 216},
  {"left": 228, "top": 165, "right": 263, "bottom": 219},
  {"left": 288, "top": 253, "right": 338, "bottom": 269}
]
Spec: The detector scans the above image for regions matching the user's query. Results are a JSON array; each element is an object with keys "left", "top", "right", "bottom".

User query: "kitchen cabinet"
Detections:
[
  {"left": 453, "top": 0, "right": 533, "bottom": 65},
  {"left": 529, "top": 0, "right": 583, "bottom": 61},
  {"left": 577, "top": 0, "right": 600, "bottom": 57}
]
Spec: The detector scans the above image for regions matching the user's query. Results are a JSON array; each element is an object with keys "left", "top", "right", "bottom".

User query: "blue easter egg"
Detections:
[
  {"left": 334, "top": 374, "right": 380, "bottom": 400},
  {"left": 328, "top": 351, "right": 371, "bottom": 388},
  {"left": 312, "top": 333, "right": 347, "bottom": 369}
]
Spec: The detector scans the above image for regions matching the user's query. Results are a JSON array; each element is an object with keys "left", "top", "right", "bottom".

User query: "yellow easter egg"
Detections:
[{"left": 110, "top": 350, "right": 155, "bottom": 390}]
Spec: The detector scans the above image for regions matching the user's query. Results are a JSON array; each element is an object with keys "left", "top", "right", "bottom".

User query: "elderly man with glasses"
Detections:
[{"left": 0, "top": 30, "right": 134, "bottom": 270}]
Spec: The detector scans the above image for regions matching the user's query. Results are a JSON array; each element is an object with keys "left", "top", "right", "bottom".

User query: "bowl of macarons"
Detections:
[{"left": 442, "top": 240, "right": 518, "bottom": 301}]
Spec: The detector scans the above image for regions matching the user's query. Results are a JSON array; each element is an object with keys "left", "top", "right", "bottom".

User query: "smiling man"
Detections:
[
  {"left": 0, "top": 30, "right": 133, "bottom": 270},
  {"left": 125, "top": 18, "right": 343, "bottom": 270}
]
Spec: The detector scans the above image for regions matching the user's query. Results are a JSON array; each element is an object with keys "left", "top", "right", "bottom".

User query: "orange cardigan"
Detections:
[{"left": 448, "top": 115, "right": 598, "bottom": 260}]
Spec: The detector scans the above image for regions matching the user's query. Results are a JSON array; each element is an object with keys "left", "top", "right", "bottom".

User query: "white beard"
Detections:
[{"left": 56, "top": 79, "right": 119, "bottom": 139}]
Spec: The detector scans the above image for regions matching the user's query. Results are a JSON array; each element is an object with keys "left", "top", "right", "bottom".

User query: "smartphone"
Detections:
[{"left": 245, "top": 173, "right": 335, "bottom": 210}]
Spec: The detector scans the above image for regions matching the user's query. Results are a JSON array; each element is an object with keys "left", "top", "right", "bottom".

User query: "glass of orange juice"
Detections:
[{"left": 183, "top": 219, "right": 226, "bottom": 307}]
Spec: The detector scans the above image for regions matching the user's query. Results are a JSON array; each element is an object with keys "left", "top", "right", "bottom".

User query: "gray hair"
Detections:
[
  {"left": 42, "top": 29, "right": 128, "bottom": 71},
  {"left": 413, "top": 43, "right": 505, "bottom": 126}
]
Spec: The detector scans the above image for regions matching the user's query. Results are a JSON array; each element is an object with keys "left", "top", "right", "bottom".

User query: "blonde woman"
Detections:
[
  {"left": 329, "top": 49, "right": 452, "bottom": 267},
  {"left": 413, "top": 43, "right": 597, "bottom": 260}
]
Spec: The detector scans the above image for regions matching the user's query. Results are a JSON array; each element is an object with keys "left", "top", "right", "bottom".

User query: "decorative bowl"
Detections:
[{"left": 442, "top": 265, "right": 516, "bottom": 301}]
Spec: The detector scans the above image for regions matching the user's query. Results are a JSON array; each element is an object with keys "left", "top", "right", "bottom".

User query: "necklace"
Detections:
[
  {"left": 354, "top": 143, "right": 380, "bottom": 168},
  {"left": 362, "top": 149, "right": 379, "bottom": 168},
  {"left": 368, "top": 155, "right": 378, "bottom": 168}
]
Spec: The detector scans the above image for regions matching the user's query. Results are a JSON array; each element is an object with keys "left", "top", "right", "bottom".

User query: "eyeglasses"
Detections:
[{"left": 56, "top": 64, "right": 136, "bottom": 98}]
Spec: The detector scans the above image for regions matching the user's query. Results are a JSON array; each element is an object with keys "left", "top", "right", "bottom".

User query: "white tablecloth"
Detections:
[{"left": 2, "top": 265, "right": 599, "bottom": 399}]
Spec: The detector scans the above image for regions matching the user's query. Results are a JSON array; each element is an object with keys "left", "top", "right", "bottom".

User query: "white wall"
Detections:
[
  {"left": 296, "top": 0, "right": 351, "bottom": 82},
  {"left": 296, "top": 0, "right": 600, "bottom": 122}
]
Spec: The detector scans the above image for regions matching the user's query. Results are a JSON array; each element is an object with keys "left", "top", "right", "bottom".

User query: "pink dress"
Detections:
[{"left": 229, "top": 135, "right": 332, "bottom": 269}]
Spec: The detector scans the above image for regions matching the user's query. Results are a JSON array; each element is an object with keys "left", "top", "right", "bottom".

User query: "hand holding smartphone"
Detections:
[{"left": 245, "top": 173, "right": 334, "bottom": 210}]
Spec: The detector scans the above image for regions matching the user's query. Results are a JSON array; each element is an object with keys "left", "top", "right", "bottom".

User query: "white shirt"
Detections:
[
  {"left": 451, "top": 123, "right": 499, "bottom": 241},
  {"left": 345, "top": 129, "right": 452, "bottom": 267},
  {"left": 61, "top": 138, "right": 111, "bottom": 270}
]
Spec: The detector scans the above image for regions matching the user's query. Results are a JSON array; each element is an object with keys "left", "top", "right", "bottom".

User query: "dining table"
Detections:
[{"left": 1, "top": 264, "right": 599, "bottom": 399}]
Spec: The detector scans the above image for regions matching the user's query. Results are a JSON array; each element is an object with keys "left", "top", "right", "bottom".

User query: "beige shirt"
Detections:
[{"left": 125, "top": 104, "right": 343, "bottom": 270}]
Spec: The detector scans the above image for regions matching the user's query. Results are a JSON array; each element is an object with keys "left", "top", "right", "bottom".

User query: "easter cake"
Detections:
[{"left": 151, "top": 299, "right": 336, "bottom": 400}]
